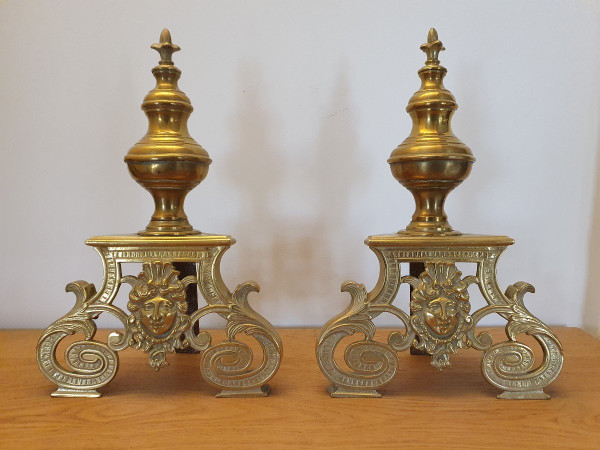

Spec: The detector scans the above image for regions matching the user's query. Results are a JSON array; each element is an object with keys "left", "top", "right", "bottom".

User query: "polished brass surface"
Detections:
[
  {"left": 409, "top": 263, "right": 475, "bottom": 367},
  {"left": 125, "top": 29, "right": 211, "bottom": 236},
  {"left": 317, "top": 238, "right": 564, "bottom": 399},
  {"left": 389, "top": 28, "right": 474, "bottom": 235},
  {"left": 366, "top": 233, "right": 514, "bottom": 247},
  {"left": 122, "top": 262, "right": 195, "bottom": 369},
  {"left": 37, "top": 30, "right": 282, "bottom": 397},
  {"left": 37, "top": 235, "right": 282, "bottom": 397},
  {"left": 316, "top": 29, "right": 563, "bottom": 399}
]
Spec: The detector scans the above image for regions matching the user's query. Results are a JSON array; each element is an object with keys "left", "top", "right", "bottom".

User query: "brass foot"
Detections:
[
  {"left": 497, "top": 390, "right": 550, "bottom": 400},
  {"left": 327, "top": 385, "right": 382, "bottom": 398},
  {"left": 216, "top": 385, "right": 270, "bottom": 398},
  {"left": 51, "top": 388, "right": 102, "bottom": 398}
]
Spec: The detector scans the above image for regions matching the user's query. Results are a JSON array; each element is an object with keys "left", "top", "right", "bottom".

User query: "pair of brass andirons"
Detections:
[{"left": 36, "top": 28, "right": 563, "bottom": 400}]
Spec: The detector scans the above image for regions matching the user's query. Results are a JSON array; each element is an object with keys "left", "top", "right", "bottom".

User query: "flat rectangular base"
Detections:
[
  {"left": 497, "top": 390, "right": 550, "bottom": 400},
  {"left": 327, "top": 385, "right": 382, "bottom": 398},
  {"left": 215, "top": 385, "right": 270, "bottom": 398},
  {"left": 51, "top": 388, "right": 101, "bottom": 398}
]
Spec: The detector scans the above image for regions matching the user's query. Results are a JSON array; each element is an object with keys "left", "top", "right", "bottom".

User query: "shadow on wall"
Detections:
[
  {"left": 583, "top": 131, "right": 600, "bottom": 337},
  {"left": 223, "top": 63, "right": 362, "bottom": 326}
]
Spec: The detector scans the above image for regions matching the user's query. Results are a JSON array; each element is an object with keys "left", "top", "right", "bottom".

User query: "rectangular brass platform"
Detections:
[
  {"left": 86, "top": 233, "right": 235, "bottom": 247},
  {"left": 366, "top": 233, "right": 515, "bottom": 247},
  {"left": 2, "top": 328, "right": 598, "bottom": 448}
]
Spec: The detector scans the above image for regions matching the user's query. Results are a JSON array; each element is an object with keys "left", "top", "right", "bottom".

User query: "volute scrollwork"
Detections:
[
  {"left": 316, "top": 282, "right": 399, "bottom": 397},
  {"left": 36, "top": 281, "right": 123, "bottom": 397},
  {"left": 37, "top": 241, "right": 282, "bottom": 398},
  {"left": 468, "top": 281, "right": 564, "bottom": 399},
  {"left": 187, "top": 247, "right": 282, "bottom": 396},
  {"left": 316, "top": 244, "right": 564, "bottom": 399},
  {"left": 316, "top": 250, "right": 414, "bottom": 397}
]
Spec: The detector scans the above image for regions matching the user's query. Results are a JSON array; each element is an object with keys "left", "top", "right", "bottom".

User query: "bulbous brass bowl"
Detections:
[
  {"left": 126, "top": 158, "right": 210, "bottom": 235},
  {"left": 389, "top": 156, "right": 473, "bottom": 234}
]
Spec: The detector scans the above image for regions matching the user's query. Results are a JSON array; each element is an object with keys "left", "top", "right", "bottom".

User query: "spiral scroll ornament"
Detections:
[
  {"left": 36, "top": 282, "right": 119, "bottom": 397},
  {"left": 37, "top": 240, "right": 282, "bottom": 397},
  {"left": 479, "top": 283, "right": 564, "bottom": 399},
  {"left": 316, "top": 241, "right": 564, "bottom": 398},
  {"left": 316, "top": 282, "right": 400, "bottom": 396},
  {"left": 198, "top": 281, "right": 281, "bottom": 394}
]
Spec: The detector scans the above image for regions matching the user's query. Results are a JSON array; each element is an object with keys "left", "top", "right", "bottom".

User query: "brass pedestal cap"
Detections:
[
  {"left": 389, "top": 29, "right": 474, "bottom": 235},
  {"left": 125, "top": 29, "right": 211, "bottom": 235}
]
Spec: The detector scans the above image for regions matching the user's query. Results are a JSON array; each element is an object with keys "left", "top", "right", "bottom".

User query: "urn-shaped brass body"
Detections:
[
  {"left": 316, "top": 28, "right": 563, "bottom": 401},
  {"left": 36, "top": 28, "right": 283, "bottom": 399},
  {"left": 125, "top": 29, "right": 211, "bottom": 235},
  {"left": 389, "top": 29, "right": 474, "bottom": 235}
]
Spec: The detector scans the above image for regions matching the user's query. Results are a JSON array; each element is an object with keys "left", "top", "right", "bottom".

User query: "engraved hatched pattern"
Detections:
[{"left": 36, "top": 282, "right": 119, "bottom": 393}]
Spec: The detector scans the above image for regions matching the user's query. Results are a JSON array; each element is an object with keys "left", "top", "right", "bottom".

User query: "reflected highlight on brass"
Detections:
[
  {"left": 125, "top": 29, "right": 211, "bottom": 236},
  {"left": 388, "top": 28, "right": 474, "bottom": 235},
  {"left": 316, "top": 29, "right": 563, "bottom": 399},
  {"left": 36, "top": 29, "right": 282, "bottom": 398}
]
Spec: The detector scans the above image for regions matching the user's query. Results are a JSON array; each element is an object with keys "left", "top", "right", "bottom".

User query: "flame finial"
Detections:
[
  {"left": 420, "top": 28, "right": 445, "bottom": 65},
  {"left": 150, "top": 28, "right": 180, "bottom": 65}
]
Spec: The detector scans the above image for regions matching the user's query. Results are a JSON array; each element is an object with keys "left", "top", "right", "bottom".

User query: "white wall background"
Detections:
[{"left": 1, "top": 0, "right": 599, "bottom": 332}]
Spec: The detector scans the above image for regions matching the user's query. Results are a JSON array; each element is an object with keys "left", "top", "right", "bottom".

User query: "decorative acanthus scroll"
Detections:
[
  {"left": 187, "top": 249, "right": 282, "bottom": 396},
  {"left": 37, "top": 241, "right": 282, "bottom": 398},
  {"left": 316, "top": 250, "right": 413, "bottom": 397},
  {"left": 316, "top": 245, "right": 564, "bottom": 399},
  {"left": 36, "top": 281, "right": 123, "bottom": 398},
  {"left": 468, "top": 280, "right": 563, "bottom": 399}
]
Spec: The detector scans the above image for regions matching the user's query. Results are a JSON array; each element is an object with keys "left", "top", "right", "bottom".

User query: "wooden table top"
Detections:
[{"left": 1, "top": 327, "right": 598, "bottom": 449}]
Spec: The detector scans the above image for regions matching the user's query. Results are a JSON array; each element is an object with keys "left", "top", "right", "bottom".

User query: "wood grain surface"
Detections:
[{"left": 1, "top": 328, "right": 598, "bottom": 449}]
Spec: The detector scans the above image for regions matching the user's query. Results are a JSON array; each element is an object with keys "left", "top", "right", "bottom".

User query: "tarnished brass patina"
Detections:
[
  {"left": 37, "top": 30, "right": 282, "bottom": 398},
  {"left": 316, "top": 29, "right": 563, "bottom": 399}
]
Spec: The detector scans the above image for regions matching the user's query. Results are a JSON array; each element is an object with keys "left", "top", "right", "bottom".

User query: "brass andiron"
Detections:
[
  {"left": 316, "top": 29, "right": 563, "bottom": 399},
  {"left": 37, "top": 29, "right": 282, "bottom": 398}
]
